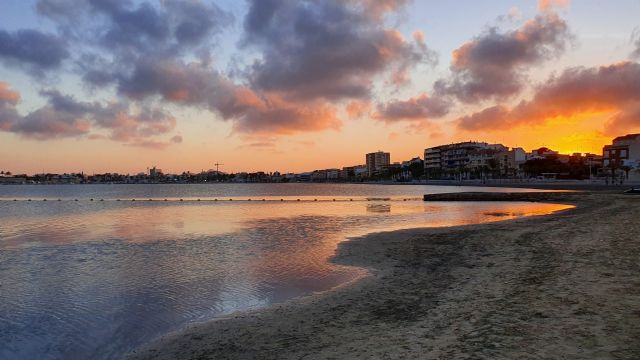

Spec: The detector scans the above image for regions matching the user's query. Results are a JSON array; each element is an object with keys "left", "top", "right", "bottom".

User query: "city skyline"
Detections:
[
  {"left": 1, "top": 0, "right": 640, "bottom": 174},
  {"left": 0, "top": 133, "right": 625, "bottom": 177}
]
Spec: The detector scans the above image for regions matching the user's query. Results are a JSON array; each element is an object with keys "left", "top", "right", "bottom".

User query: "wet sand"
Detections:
[{"left": 129, "top": 191, "right": 640, "bottom": 359}]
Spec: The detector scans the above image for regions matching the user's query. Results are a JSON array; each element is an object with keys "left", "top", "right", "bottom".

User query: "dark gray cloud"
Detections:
[
  {"left": 37, "top": 0, "right": 232, "bottom": 53},
  {"left": 20, "top": 0, "right": 429, "bottom": 137},
  {"left": 631, "top": 28, "right": 640, "bottom": 59},
  {"left": 375, "top": 94, "right": 450, "bottom": 122},
  {"left": 13, "top": 107, "right": 91, "bottom": 139},
  {"left": 112, "top": 58, "right": 342, "bottom": 135},
  {"left": 35, "top": 0, "right": 233, "bottom": 91},
  {"left": 242, "top": 0, "right": 434, "bottom": 101},
  {"left": 116, "top": 60, "right": 224, "bottom": 105},
  {"left": 0, "top": 29, "right": 69, "bottom": 74},
  {"left": 0, "top": 84, "right": 178, "bottom": 142},
  {"left": 435, "top": 12, "right": 571, "bottom": 103},
  {"left": 457, "top": 61, "right": 640, "bottom": 134},
  {"left": 89, "top": 102, "right": 177, "bottom": 142}
]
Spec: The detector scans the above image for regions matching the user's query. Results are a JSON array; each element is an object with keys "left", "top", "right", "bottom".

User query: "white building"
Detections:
[
  {"left": 423, "top": 142, "right": 512, "bottom": 179},
  {"left": 603, "top": 134, "right": 640, "bottom": 181}
]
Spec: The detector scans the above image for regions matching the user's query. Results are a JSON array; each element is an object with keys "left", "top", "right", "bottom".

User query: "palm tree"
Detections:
[{"left": 620, "top": 165, "right": 631, "bottom": 181}]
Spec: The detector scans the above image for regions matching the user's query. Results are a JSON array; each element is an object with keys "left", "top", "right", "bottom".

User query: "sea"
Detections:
[{"left": 0, "top": 183, "right": 570, "bottom": 359}]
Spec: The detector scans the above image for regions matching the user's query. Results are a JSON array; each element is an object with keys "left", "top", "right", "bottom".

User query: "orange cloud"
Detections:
[
  {"left": 538, "top": 0, "right": 570, "bottom": 12},
  {"left": 375, "top": 93, "right": 450, "bottom": 122},
  {"left": 0, "top": 82, "right": 20, "bottom": 104},
  {"left": 346, "top": 100, "right": 372, "bottom": 119},
  {"left": 457, "top": 61, "right": 640, "bottom": 135},
  {"left": 437, "top": 11, "right": 571, "bottom": 103}
]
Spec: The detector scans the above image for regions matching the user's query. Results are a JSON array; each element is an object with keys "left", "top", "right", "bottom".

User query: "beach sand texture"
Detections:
[{"left": 129, "top": 192, "right": 640, "bottom": 359}]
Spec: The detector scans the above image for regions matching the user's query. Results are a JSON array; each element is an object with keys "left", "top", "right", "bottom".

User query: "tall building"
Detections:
[
  {"left": 149, "top": 166, "right": 162, "bottom": 178},
  {"left": 366, "top": 151, "right": 391, "bottom": 176},
  {"left": 603, "top": 133, "right": 640, "bottom": 181}
]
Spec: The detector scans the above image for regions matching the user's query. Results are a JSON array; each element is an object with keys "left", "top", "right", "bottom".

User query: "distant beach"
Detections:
[{"left": 130, "top": 190, "right": 640, "bottom": 359}]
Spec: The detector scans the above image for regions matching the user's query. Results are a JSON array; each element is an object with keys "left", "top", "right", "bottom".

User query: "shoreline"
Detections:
[
  {"left": 2, "top": 181, "right": 638, "bottom": 191},
  {"left": 128, "top": 190, "right": 640, "bottom": 359}
]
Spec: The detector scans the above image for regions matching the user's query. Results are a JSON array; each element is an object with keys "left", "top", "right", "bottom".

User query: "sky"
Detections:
[{"left": 1, "top": 0, "right": 639, "bottom": 175}]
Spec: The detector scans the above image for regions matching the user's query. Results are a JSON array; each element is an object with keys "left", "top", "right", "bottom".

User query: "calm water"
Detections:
[{"left": 0, "top": 184, "right": 571, "bottom": 359}]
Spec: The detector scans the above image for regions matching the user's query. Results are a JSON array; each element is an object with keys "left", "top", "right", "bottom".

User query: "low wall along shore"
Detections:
[{"left": 423, "top": 191, "right": 573, "bottom": 202}]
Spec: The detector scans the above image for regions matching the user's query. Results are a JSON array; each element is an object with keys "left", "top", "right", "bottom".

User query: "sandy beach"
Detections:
[{"left": 129, "top": 191, "right": 640, "bottom": 359}]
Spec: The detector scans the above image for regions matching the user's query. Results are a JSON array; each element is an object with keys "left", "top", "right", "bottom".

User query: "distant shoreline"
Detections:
[
  {"left": 129, "top": 190, "right": 640, "bottom": 359},
  {"left": 1, "top": 180, "right": 637, "bottom": 191}
]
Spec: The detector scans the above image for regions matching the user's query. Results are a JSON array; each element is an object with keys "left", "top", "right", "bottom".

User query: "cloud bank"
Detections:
[
  {"left": 434, "top": 11, "right": 571, "bottom": 103},
  {"left": 3, "top": 0, "right": 429, "bottom": 139},
  {"left": 375, "top": 94, "right": 450, "bottom": 122},
  {"left": 457, "top": 62, "right": 640, "bottom": 134},
  {"left": 0, "top": 83, "right": 178, "bottom": 146},
  {"left": 0, "top": 29, "right": 69, "bottom": 75}
]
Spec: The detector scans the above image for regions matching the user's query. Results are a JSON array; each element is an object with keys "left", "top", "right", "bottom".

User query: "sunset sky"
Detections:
[{"left": 1, "top": 0, "right": 639, "bottom": 174}]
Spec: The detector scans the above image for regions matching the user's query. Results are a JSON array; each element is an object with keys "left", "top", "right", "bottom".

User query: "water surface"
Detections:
[{"left": 0, "top": 184, "right": 570, "bottom": 359}]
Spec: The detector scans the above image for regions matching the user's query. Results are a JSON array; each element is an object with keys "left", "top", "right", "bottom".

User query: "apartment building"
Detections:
[
  {"left": 603, "top": 133, "right": 640, "bottom": 181},
  {"left": 423, "top": 142, "right": 519, "bottom": 179},
  {"left": 366, "top": 151, "right": 391, "bottom": 176}
]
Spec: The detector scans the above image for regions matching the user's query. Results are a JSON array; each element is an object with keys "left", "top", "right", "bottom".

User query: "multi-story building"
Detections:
[
  {"left": 423, "top": 142, "right": 512, "bottom": 179},
  {"left": 340, "top": 165, "right": 367, "bottom": 180},
  {"left": 366, "top": 151, "right": 390, "bottom": 177},
  {"left": 149, "top": 166, "right": 162, "bottom": 178},
  {"left": 495, "top": 147, "right": 526, "bottom": 177},
  {"left": 526, "top": 147, "right": 559, "bottom": 161},
  {"left": 603, "top": 133, "right": 640, "bottom": 181},
  {"left": 326, "top": 169, "right": 340, "bottom": 180}
]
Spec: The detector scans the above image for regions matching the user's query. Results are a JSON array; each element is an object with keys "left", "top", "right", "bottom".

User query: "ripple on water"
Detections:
[{"left": 0, "top": 193, "right": 571, "bottom": 360}]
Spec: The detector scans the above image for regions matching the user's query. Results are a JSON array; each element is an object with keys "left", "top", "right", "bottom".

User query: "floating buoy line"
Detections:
[{"left": 1, "top": 197, "right": 420, "bottom": 203}]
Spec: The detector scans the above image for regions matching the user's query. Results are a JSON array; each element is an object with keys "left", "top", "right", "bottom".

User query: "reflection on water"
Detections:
[
  {"left": 0, "top": 182, "right": 559, "bottom": 201},
  {"left": 367, "top": 203, "right": 391, "bottom": 213},
  {"left": 0, "top": 185, "right": 572, "bottom": 360}
]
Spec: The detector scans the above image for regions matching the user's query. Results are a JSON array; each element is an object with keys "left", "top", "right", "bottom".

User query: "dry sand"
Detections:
[{"left": 129, "top": 191, "right": 640, "bottom": 359}]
